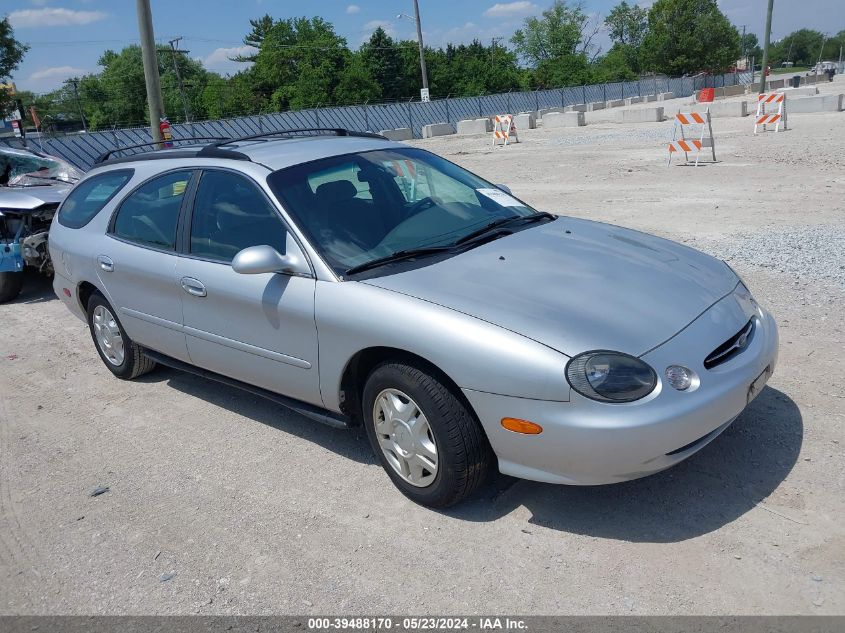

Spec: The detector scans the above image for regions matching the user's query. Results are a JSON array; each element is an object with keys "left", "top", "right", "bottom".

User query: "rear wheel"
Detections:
[
  {"left": 86, "top": 292, "right": 156, "bottom": 379},
  {"left": 362, "top": 361, "right": 493, "bottom": 507},
  {"left": 0, "top": 271, "right": 24, "bottom": 303}
]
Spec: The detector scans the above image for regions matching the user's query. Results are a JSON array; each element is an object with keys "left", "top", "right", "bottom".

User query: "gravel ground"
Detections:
[
  {"left": 700, "top": 224, "right": 845, "bottom": 290},
  {"left": 1, "top": 77, "right": 844, "bottom": 616}
]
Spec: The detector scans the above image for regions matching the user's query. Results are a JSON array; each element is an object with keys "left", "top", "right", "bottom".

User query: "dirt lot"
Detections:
[{"left": 1, "top": 78, "right": 844, "bottom": 616}]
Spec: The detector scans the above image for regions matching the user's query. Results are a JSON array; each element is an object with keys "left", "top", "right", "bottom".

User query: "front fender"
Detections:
[{"left": 315, "top": 280, "right": 570, "bottom": 412}]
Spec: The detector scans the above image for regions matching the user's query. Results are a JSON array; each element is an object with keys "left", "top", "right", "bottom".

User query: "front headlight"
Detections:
[{"left": 566, "top": 351, "right": 657, "bottom": 403}]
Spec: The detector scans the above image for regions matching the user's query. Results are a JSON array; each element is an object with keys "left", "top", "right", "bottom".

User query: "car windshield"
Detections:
[
  {"left": 0, "top": 146, "right": 83, "bottom": 187},
  {"left": 266, "top": 147, "right": 538, "bottom": 276}
]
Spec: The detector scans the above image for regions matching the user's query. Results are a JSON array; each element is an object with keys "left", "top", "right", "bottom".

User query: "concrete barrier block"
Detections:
[
  {"left": 700, "top": 100, "right": 748, "bottom": 117},
  {"left": 657, "top": 92, "right": 675, "bottom": 101},
  {"left": 615, "top": 106, "right": 664, "bottom": 123},
  {"left": 456, "top": 118, "right": 493, "bottom": 135},
  {"left": 624, "top": 96, "right": 643, "bottom": 105},
  {"left": 421, "top": 122, "right": 454, "bottom": 138},
  {"left": 778, "top": 87, "right": 818, "bottom": 97},
  {"left": 379, "top": 128, "right": 413, "bottom": 141},
  {"left": 542, "top": 111, "right": 586, "bottom": 128},
  {"left": 513, "top": 112, "right": 536, "bottom": 130},
  {"left": 538, "top": 107, "right": 565, "bottom": 119},
  {"left": 606, "top": 99, "right": 625, "bottom": 108},
  {"left": 787, "top": 94, "right": 844, "bottom": 113},
  {"left": 586, "top": 101, "right": 606, "bottom": 111},
  {"left": 722, "top": 84, "right": 746, "bottom": 97},
  {"left": 768, "top": 79, "right": 785, "bottom": 90},
  {"left": 644, "top": 94, "right": 658, "bottom": 102},
  {"left": 564, "top": 104, "right": 587, "bottom": 112}
]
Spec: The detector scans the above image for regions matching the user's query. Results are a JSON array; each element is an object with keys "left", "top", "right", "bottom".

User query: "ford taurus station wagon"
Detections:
[{"left": 49, "top": 129, "right": 779, "bottom": 507}]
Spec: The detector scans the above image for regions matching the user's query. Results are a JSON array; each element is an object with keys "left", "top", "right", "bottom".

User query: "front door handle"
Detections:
[
  {"left": 180, "top": 277, "right": 207, "bottom": 297},
  {"left": 97, "top": 255, "right": 114, "bottom": 272}
]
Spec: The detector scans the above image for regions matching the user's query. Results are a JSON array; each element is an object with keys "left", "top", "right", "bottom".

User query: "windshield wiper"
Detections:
[
  {"left": 454, "top": 211, "right": 556, "bottom": 246},
  {"left": 344, "top": 245, "right": 455, "bottom": 276},
  {"left": 16, "top": 175, "right": 78, "bottom": 184}
]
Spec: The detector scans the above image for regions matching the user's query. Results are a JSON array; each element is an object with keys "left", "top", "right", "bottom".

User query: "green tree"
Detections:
[
  {"left": 233, "top": 14, "right": 274, "bottom": 62},
  {"left": 593, "top": 44, "right": 639, "bottom": 82},
  {"left": 511, "top": 1, "right": 595, "bottom": 66},
  {"left": 740, "top": 32, "right": 762, "bottom": 62},
  {"left": 640, "top": 0, "right": 741, "bottom": 75},
  {"left": 360, "top": 27, "right": 406, "bottom": 101},
  {"left": 770, "top": 29, "right": 825, "bottom": 67},
  {"left": 249, "top": 16, "right": 348, "bottom": 110},
  {"left": 605, "top": 1, "right": 648, "bottom": 47},
  {"left": 510, "top": 1, "right": 599, "bottom": 88},
  {"left": 334, "top": 52, "right": 380, "bottom": 104},
  {"left": 1, "top": 17, "right": 29, "bottom": 115}
]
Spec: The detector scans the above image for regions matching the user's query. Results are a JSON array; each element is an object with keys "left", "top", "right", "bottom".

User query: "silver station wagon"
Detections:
[{"left": 50, "top": 129, "right": 778, "bottom": 507}]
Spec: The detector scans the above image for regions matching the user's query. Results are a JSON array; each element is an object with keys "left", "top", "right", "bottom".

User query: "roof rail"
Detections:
[
  {"left": 94, "top": 136, "right": 227, "bottom": 165},
  {"left": 195, "top": 128, "right": 388, "bottom": 157}
]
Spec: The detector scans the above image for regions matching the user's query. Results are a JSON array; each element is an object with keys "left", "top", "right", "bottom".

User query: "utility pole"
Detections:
[
  {"left": 412, "top": 0, "right": 429, "bottom": 101},
  {"left": 168, "top": 37, "right": 192, "bottom": 124},
  {"left": 816, "top": 33, "right": 827, "bottom": 73},
  {"left": 491, "top": 36, "right": 503, "bottom": 65},
  {"left": 757, "top": 0, "right": 773, "bottom": 94},
  {"left": 66, "top": 78, "right": 87, "bottom": 133},
  {"left": 136, "top": 0, "right": 164, "bottom": 144}
]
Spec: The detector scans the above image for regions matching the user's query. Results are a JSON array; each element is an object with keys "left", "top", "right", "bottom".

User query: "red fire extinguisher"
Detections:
[{"left": 159, "top": 117, "right": 173, "bottom": 148}]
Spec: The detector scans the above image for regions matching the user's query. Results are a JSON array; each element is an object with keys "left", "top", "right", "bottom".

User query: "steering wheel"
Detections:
[{"left": 405, "top": 196, "right": 440, "bottom": 217}]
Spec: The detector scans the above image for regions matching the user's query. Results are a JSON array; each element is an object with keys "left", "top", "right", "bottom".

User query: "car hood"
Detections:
[
  {"left": 362, "top": 217, "right": 739, "bottom": 357},
  {"left": 0, "top": 185, "right": 71, "bottom": 211}
]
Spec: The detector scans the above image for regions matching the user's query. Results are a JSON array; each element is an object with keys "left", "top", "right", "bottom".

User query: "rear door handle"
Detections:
[
  {"left": 180, "top": 277, "right": 207, "bottom": 298},
  {"left": 97, "top": 255, "right": 114, "bottom": 272}
]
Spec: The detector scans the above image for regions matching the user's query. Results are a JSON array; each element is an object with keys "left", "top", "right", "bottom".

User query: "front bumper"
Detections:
[{"left": 463, "top": 293, "right": 779, "bottom": 485}]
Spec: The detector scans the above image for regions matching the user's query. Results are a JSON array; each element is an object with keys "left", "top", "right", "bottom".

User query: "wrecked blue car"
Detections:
[{"left": 1, "top": 146, "right": 82, "bottom": 302}]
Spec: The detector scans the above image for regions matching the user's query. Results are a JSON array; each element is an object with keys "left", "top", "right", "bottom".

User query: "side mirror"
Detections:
[
  {"left": 496, "top": 184, "right": 513, "bottom": 195},
  {"left": 232, "top": 238, "right": 310, "bottom": 277}
]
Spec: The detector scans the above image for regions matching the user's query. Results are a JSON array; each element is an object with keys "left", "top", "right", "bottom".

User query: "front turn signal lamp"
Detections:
[{"left": 501, "top": 418, "right": 543, "bottom": 434}]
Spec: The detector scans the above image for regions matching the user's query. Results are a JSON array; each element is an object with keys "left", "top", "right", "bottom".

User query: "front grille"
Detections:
[{"left": 704, "top": 319, "right": 754, "bottom": 369}]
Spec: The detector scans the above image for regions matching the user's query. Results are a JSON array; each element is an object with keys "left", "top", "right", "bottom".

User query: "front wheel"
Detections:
[
  {"left": 0, "top": 271, "right": 24, "bottom": 303},
  {"left": 362, "top": 361, "right": 493, "bottom": 507},
  {"left": 86, "top": 292, "right": 156, "bottom": 379}
]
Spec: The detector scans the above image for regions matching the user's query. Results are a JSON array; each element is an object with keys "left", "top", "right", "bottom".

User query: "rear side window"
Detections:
[
  {"left": 57, "top": 170, "right": 133, "bottom": 229},
  {"left": 111, "top": 170, "right": 192, "bottom": 250}
]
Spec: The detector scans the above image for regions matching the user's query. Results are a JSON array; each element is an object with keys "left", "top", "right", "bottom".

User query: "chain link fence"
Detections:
[{"left": 15, "top": 71, "right": 755, "bottom": 171}]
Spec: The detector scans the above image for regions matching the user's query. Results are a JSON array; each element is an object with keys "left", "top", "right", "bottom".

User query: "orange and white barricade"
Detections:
[
  {"left": 667, "top": 109, "right": 716, "bottom": 167},
  {"left": 492, "top": 114, "right": 518, "bottom": 147},
  {"left": 755, "top": 93, "right": 787, "bottom": 134}
]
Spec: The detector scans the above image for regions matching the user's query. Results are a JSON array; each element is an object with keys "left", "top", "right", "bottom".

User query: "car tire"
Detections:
[
  {"left": 362, "top": 361, "right": 493, "bottom": 508},
  {"left": 0, "top": 272, "right": 24, "bottom": 303},
  {"left": 86, "top": 291, "right": 156, "bottom": 380}
]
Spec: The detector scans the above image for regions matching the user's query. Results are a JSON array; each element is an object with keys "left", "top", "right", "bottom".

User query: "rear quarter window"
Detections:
[{"left": 57, "top": 169, "right": 134, "bottom": 229}]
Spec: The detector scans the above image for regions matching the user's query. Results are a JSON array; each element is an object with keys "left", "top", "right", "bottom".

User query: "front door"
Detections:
[
  {"left": 99, "top": 169, "right": 194, "bottom": 362},
  {"left": 175, "top": 169, "right": 321, "bottom": 406}
]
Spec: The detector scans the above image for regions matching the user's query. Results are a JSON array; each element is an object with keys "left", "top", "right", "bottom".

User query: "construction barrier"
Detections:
[
  {"left": 667, "top": 109, "right": 716, "bottom": 166},
  {"left": 696, "top": 88, "right": 715, "bottom": 103},
  {"left": 755, "top": 93, "right": 787, "bottom": 133},
  {"left": 492, "top": 114, "right": 519, "bottom": 147}
]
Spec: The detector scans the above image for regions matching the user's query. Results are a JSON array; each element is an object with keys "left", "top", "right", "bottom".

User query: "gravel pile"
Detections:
[{"left": 697, "top": 224, "right": 845, "bottom": 291}]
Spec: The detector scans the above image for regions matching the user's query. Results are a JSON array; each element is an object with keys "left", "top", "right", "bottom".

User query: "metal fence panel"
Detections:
[{"left": 30, "top": 70, "right": 753, "bottom": 170}]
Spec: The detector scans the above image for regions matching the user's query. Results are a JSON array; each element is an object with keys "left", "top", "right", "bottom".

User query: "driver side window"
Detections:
[{"left": 189, "top": 170, "right": 287, "bottom": 263}]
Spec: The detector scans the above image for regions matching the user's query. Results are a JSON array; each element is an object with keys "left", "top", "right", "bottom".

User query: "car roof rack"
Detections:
[
  {"left": 94, "top": 137, "right": 227, "bottom": 165},
  {"left": 94, "top": 128, "right": 389, "bottom": 166},
  {"left": 195, "top": 128, "right": 388, "bottom": 157}
]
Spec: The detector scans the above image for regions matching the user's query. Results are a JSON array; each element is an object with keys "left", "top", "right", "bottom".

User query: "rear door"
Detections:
[
  {"left": 174, "top": 168, "right": 321, "bottom": 406},
  {"left": 99, "top": 169, "right": 195, "bottom": 362}
]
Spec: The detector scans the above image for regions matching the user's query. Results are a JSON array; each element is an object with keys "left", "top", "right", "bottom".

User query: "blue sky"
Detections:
[{"left": 3, "top": 0, "right": 843, "bottom": 93}]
